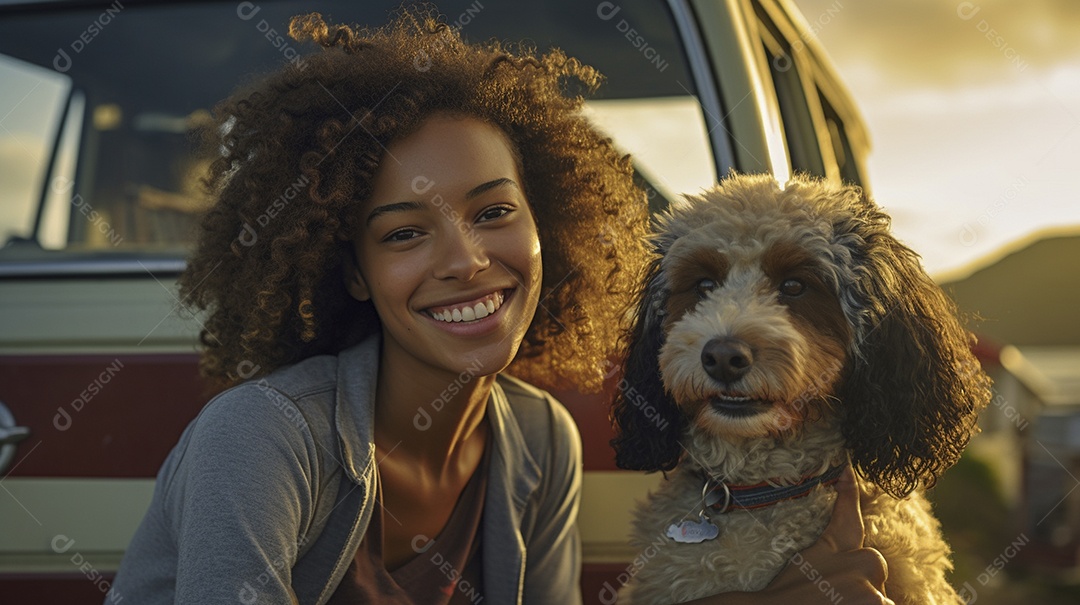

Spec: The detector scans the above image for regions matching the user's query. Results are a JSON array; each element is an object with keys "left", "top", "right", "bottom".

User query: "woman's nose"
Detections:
[{"left": 433, "top": 222, "right": 490, "bottom": 281}]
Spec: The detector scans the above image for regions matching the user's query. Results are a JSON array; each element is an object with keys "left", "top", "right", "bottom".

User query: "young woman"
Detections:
[{"left": 110, "top": 10, "right": 891, "bottom": 605}]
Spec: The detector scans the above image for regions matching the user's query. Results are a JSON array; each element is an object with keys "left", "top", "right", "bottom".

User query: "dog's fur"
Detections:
[{"left": 611, "top": 173, "right": 992, "bottom": 604}]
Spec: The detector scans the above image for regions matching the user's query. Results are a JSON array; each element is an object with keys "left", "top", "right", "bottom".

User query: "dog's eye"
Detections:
[
  {"left": 697, "top": 278, "right": 718, "bottom": 297},
  {"left": 779, "top": 279, "right": 805, "bottom": 297}
]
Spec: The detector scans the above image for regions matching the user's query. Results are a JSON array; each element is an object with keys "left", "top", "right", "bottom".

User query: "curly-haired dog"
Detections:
[{"left": 611, "top": 173, "right": 992, "bottom": 604}]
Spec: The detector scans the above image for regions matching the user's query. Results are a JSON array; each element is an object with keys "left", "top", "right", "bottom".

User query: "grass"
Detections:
[{"left": 929, "top": 450, "right": 1080, "bottom": 604}]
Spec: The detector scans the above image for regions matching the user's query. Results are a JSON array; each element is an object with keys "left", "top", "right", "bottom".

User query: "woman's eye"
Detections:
[
  {"left": 478, "top": 205, "right": 513, "bottom": 222},
  {"left": 779, "top": 278, "right": 805, "bottom": 297},
  {"left": 384, "top": 228, "right": 420, "bottom": 242},
  {"left": 696, "top": 278, "right": 717, "bottom": 297}
]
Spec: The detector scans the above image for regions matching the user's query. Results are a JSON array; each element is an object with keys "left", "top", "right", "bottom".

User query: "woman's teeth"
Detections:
[{"left": 429, "top": 292, "right": 504, "bottom": 323}]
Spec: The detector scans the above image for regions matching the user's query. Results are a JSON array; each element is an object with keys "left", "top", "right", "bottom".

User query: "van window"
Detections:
[
  {"left": 755, "top": 8, "right": 825, "bottom": 178},
  {"left": 819, "top": 91, "right": 863, "bottom": 186},
  {"left": 0, "top": 56, "right": 71, "bottom": 246},
  {"left": 0, "top": 1, "right": 717, "bottom": 264}
]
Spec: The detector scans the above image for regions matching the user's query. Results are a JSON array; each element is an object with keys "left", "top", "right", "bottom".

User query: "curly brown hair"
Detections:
[{"left": 180, "top": 8, "right": 649, "bottom": 393}]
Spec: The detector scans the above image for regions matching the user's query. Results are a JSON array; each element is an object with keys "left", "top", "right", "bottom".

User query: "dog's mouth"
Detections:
[{"left": 708, "top": 392, "right": 771, "bottom": 417}]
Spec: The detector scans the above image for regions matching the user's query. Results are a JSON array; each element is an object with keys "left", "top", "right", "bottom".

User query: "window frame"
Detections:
[
  {"left": 743, "top": 0, "right": 871, "bottom": 188},
  {"left": 756, "top": 7, "right": 827, "bottom": 178}
]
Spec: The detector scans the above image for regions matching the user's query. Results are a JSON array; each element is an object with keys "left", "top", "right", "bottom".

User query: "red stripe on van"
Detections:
[
  {"left": 550, "top": 386, "right": 621, "bottom": 472},
  {"left": 0, "top": 354, "right": 210, "bottom": 478},
  {"left": 0, "top": 565, "right": 630, "bottom": 604},
  {"left": 0, "top": 354, "right": 628, "bottom": 477}
]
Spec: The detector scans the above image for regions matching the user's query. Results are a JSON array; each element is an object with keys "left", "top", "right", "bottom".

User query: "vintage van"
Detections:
[{"left": 0, "top": 0, "right": 866, "bottom": 601}]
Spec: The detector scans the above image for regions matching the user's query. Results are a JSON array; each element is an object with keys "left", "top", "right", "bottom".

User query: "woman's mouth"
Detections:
[{"left": 425, "top": 290, "right": 509, "bottom": 323}]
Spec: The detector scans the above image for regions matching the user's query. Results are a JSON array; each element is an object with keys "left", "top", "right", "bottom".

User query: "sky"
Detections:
[
  {"left": 2, "top": 1, "right": 1077, "bottom": 279},
  {"left": 790, "top": 0, "right": 1080, "bottom": 278}
]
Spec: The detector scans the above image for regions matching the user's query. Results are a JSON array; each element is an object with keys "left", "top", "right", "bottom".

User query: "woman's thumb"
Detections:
[{"left": 821, "top": 463, "right": 864, "bottom": 550}]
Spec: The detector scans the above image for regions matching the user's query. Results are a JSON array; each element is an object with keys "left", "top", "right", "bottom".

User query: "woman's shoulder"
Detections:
[
  {"left": 495, "top": 373, "right": 581, "bottom": 452},
  {"left": 496, "top": 374, "right": 572, "bottom": 423},
  {"left": 189, "top": 352, "right": 345, "bottom": 452},
  {"left": 161, "top": 353, "right": 350, "bottom": 504},
  {"left": 495, "top": 372, "right": 551, "bottom": 403},
  {"left": 245, "top": 351, "right": 340, "bottom": 401}
]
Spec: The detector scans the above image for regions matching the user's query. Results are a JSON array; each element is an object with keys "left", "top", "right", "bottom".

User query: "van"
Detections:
[{"left": 0, "top": 1, "right": 868, "bottom": 601}]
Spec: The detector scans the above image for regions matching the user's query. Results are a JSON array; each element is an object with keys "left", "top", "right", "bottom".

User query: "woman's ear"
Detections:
[{"left": 341, "top": 242, "right": 371, "bottom": 302}]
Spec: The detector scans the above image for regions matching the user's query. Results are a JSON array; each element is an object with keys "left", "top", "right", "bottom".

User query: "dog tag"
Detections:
[{"left": 666, "top": 518, "right": 719, "bottom": 543}]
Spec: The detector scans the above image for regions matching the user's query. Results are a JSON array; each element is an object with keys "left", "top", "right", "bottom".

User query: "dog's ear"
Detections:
[
  {"left": 610, "top": 255, "right": 687, "bottom": 472},
  {"left": 835, "top": 194, "right": 992, "bottom": 498}
]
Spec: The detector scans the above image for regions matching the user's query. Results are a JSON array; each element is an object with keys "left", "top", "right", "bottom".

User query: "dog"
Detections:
[{"left": 610, "top": 173, "right": 992, "bottom": 604}]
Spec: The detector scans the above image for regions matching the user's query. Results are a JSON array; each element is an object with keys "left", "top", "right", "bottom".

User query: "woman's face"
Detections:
[{"left": 345, "top": 114, "right": 542, "bottom": 379}]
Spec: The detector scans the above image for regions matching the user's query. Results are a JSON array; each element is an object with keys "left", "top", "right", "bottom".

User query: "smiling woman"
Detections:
[
  {"left": 176, "top": 11, "right": 648, "bottom": 396},
  {"left": 344, "top": 115, "right": 543, "bottom": 385},
  {"left": 108, "top": 8, "right": 650, "bottom": 604}
]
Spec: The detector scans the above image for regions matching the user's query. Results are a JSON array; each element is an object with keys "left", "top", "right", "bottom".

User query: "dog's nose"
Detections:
[{"left": 701, "top": 338, "right": 753, "bottom": 383}]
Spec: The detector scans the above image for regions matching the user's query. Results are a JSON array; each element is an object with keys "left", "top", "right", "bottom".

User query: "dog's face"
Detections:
[
  {"left": 611, "top": 173, "right": 992, "bottom": 497},
  {"left": 657, "top": 204, "right": 851, "bottom": 439}
]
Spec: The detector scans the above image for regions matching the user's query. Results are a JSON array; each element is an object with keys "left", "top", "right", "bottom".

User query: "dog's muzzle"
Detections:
[
  {"left": 701, "top": 337, "right": 753, "bottom": 383},
  {"left": 701, "top": 337, "right": 771, "bottom": 417}
]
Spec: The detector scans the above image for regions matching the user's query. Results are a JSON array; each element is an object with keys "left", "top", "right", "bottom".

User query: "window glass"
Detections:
[
  {"left": 584, "top": 97, "right": 715, "bottom": 212},
  {"left": 0, "top": 55, "right": 71, "bottom": 245},
  {"left": 39, "top": 91, "right": 87, "bottom": 250},
  {"left": 0, "top": 0, "right": 716, "bottom": 262},
  {"left": 819, "top": 92, "right": 863, "bottom": 186}
]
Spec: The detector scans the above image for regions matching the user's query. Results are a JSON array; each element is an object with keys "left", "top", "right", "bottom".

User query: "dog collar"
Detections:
[{"left": 702, "top": 464, "right": 845, "bottom": 513}]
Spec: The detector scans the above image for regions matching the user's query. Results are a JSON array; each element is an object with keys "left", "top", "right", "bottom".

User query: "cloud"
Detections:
[
  {"left": 790, "top": 0, "right": 1080, "bottom": 276},
  {"left": 792, "top": 0, "right": 1080, "bottom": 88}
]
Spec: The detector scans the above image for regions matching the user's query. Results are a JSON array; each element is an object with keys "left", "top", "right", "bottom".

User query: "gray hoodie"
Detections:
[{"left": 109, "top": 335, "right": 583, "bottom": 604}]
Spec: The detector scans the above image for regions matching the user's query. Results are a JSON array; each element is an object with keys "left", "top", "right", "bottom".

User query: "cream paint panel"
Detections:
[
  {"left": 0, "top": 472, "right": 663, "bottom": 571},
  {"left": 0, "top": 478, "right": 154, "bottom": 569},
  {"left": 0, "top": 279, "right": 201, "bottom": 354},
  {"left": 580, "top": 471, "right": 665, "bottom": 562}
]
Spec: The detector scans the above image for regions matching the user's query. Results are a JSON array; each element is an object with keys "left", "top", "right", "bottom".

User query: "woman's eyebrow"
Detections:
[
  {"left": 366, "top": 178, "right": 518, "bottom": 226},
  {"left": 366, "top": 200, "right": 424, "bottom": 226},
  {"left": 466, "top": 177, "right": 517, "bottom": 199}
]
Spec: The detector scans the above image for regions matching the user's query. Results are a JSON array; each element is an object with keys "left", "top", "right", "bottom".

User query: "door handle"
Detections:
[{"left": 0, "top": 400, "right": 30, "bottom": 475}]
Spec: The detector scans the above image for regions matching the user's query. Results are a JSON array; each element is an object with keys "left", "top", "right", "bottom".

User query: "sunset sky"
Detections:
[
  {"left": 791, "top": 0, "right": 1080, "bottom": 278},
  {"left": 1, "top": 1, "right": 1075, "bottom": 280}
]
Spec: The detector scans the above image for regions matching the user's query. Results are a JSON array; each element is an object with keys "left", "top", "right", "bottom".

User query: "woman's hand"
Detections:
[
  {"left": 692, "top": 465, "right": 893, "bottom": 605},
  {"left": 756, "top": 464, "right": 892, "bottom": 604}
]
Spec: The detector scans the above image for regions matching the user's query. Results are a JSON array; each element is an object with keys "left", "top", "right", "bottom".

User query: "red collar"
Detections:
[{"left": 702, "top": 464, "right": 845, "bottom": 513}]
